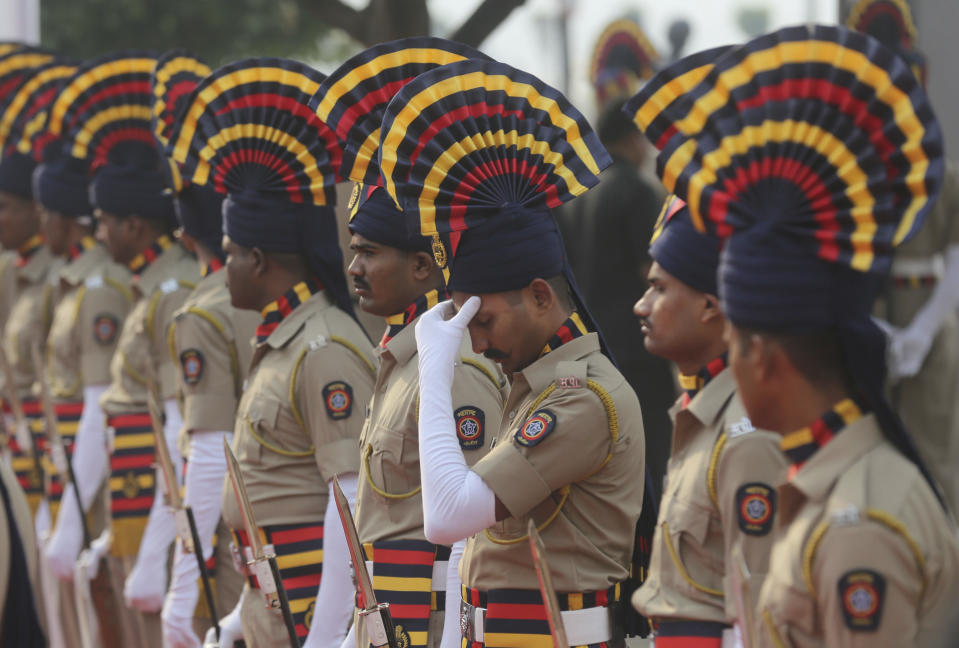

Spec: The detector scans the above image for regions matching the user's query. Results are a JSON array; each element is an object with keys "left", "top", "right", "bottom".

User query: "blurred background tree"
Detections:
[{"left": 40, "top": 0, "right": 525, "bottom": 65}]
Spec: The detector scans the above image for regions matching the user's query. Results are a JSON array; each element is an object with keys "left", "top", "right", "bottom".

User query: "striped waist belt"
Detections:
[
  {"left": 9, "top": 398, "right": 45, "bottom": 515},
  {"left": 106, "top": 413, "right": 155, "bottom": 557},
  {"left": 233, "top": 522, "right": 324, "bottom": 642},
  {"left": 46, "top": 402, "right": 83, "bottom": 512},
  {"left": 460, "top": 584, "right": 623, "bottom": 647},
  {"left": 356, "top": 540, "right": 451, "bottom": 648},
  {"left": 653, "top": 620, "right": 733, "bottom": 648}
]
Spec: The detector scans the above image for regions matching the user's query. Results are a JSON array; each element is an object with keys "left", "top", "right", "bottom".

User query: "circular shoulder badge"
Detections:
[
  {"left": 322, "top": 381, "right": 354, "bottom": 420},
  {"left": 179, "top": 348, "right": 205, "bottom": 385},
  {"left": 735, "top": 482, "right": 776, "bottom": 536},
  {"left": 838, "top": 569, "right": 885, "bottom": 631},
  {"left": 455, "top": 406, "right": 485, "bottom": 450},
  {"left": 93, "top": 313, "right": 119, "bottom": 345},
  {"left": 515, "top": 409, "right": 557, "bottom": 447}
]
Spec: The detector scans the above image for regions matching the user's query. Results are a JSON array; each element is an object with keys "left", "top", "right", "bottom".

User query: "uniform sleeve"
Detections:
[
  {"left": 77, "top": 285, "right": 129, "bottom": 386},
  {"left": 171, "top": 310, "right": 240, "bottom": 433},
  {"left": 472, "top": 386, "right": 613, "bottom": 518},
  {"left": 296, "top": 343, "right": 374, "bottom": 482},
  {"left": 150, "top": 288, "right": 193, "bottom": 399},
  {"left": 814, "top": 521, "right": 919, "bottom": 647},
  {"left": 715, "top": 431, "right": 787, "bottom": 619},
  {"left": 449, "top": 360, "right": 505, "bottom": 467}
]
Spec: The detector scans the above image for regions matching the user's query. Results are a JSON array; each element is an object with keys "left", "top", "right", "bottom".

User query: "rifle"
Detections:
[
  {"left": 144, "top": 375, "right": 223, "bottom": 643},
  {"left": 528, "top": 520, "right": 569, "bottom": 648},
  {"left": 223, "top": 437, "right": 298, "bottom": 648},
  {"left": 332, "top": 475, "right": 397, "bottom": 648}
]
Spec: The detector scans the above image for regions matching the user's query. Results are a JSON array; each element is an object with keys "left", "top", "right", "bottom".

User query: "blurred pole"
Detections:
[
  {"left": 559, "top": 0, "right": 574, "bottom": 95},
  {"left": 0, "top": 0, "right": 40, "bottom": 44}
]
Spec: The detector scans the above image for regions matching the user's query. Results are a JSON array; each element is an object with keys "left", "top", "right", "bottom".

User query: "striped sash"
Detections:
[
  {"left": 234, "top": 522, "right": 324, "bottom": 644},
  {"left": 47, "top": 401, "right": 83, "bottom": 522},
  {"left": 653, "top": 620, "right": 727, "bottom": 647},
  {"left": 107, "top": 412, "right": 156, "bottom": 557},
  {"left": 361, "top": 539, "right": 450, "bottom": 648},
  {"left": 461, "top": 584, "right": 622, "bottom": 648},
  {"left": 9, "top": 398, "right": 45, "bottom": 516}
]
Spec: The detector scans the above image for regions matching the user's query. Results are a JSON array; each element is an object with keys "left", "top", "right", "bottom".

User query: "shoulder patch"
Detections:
[
  {"left": 455, "top": 406, "right": 485, "bottom": 450},
  {"left": 322, "top": 381, "right": 353, "bottom": 420},
  {"left": 93, "top": 313, "right": 119, "bottom": 345},
  {"left": 515, "top": 409, "right": 557, "bottom": 447},
  {"left": 728, "top": 416, "right": 755, "bottom": 437},
  {"left": 838, "top": 569, "right": 885, "bottom": 631},
  {"left": 180, "top": 348, "right": 205, "bottom": 385},
  {"left": 735, "top": 482, "right": 776, "bottom": 536}
]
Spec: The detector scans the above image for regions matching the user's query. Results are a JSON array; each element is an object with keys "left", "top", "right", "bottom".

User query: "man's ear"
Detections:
[
  {"left": 701, "top": 293, "right": 722, "bottom": 324},
  {"left": 250, "top": 247, "right": 268, "bottom": 277},
  {"left": 527, "top": 277, "right": 555, "bottom": 313},
  {"left": 410, "top": 250, "right": 435, "bottom": 281}
]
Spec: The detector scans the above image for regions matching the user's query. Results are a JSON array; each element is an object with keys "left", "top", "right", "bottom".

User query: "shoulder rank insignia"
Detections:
[
  {"left": 323, "top": 381, "right": 354, "bottom": 420},
  {"left": 515, "top": 409, "right": 557, "bottom": 447},
  {"left": 735, "top": 482, "right": 776, "bottom": 536},
  {"left": 93, "top": 313, "right": 119, "bottom": 345},
  {"left": 180, "top": 348, "right": 204, "bottom": 385},
  {"left": 838, "top": 569, "right": 885, "bottom": 631},
  {"left": 728, "top": 416, "right": 755, "bottom": 437},
  {"left": 455, "top": 406, "right": 484, "bottom": 450}
]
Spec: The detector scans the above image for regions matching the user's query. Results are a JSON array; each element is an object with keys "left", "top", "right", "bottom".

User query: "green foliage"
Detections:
[{"left": 40, "top": 0, "right": 336, "bottom": 65}]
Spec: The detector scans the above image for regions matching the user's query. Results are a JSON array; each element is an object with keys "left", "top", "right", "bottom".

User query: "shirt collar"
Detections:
[
  {"left": 381, "top": 316, "right": 419, "bottom": 366},
  {"left": 59, "top": 242, "right": 108, "bottom": 285},
  {"left": 681, "top": 367, "right": 737, "bottom": 427},
  {"left": 262, "top": 289, "right": 333, "bottom": 350},
  {"left": 521, "top": 333, "right": 600, "bottom": 394},
  {"left": 132, "top": 240, "right": 186, "bottom": 295}
]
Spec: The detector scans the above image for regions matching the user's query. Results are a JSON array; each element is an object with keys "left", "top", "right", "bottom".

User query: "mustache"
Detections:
[
  {"left": 484, "top": 348, "right": 509, "bottom": 360},
  {"left": 352, "top": 278, "right": 370, "bottom": 291}
]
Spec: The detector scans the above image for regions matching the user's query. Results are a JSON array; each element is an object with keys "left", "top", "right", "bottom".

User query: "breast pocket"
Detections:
[
  {"left": 365, "top": 424, "right": 416, "bottom": 498},
  {"left": 239, "top": 397, "right": 282, "bottom": 466},
  {"left": 662, "top": 498, "right": 724, "bottom": 601}
]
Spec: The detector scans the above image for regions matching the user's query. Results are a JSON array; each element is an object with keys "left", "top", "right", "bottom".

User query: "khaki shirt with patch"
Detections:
[
  {"left": 461, "top": 333, "right": 645, "bottom": 593},
  {"left": 47, "top": 245, "right": 132, "bottom": 401},
  {"left": 100, "top": 243, "right": 199, "bottom": 416},
  {"left": 633, "top": 369, "right": 787, "bottom": 624},
  {"left": 168, "top": 270, "right": 259, "bottom": 438},
  {"left": 355, "top": 320, "right": 506, "bottom": 544},
  {"left": 221, "top": 291, "right": 375, "bottom": 530},
  {"left": 2, "top": 246, "right": 60, "bottom": 400},
  {"left": 754, "top": 414, "right": 959, "bottom": 648}
]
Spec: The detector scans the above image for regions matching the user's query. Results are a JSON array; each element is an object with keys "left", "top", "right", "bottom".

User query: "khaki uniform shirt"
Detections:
[
  {"left": 754, "top": 414, "right": 959, "bottom": 648},
  {"left": 355, "top": 320, "right": 506, "bottom": 543},
  {"left": 462, "top": 333, "right": 645, "bottom": 592},
  {"left": 2, "top": 246, "right": 60, "bottom": 400},
  {"left": 0, "top": 251, "right": 17, "bottom": 334},
  {"left": 221, "top": 291, "right": 375, "bottom": 530},
  {"left": 633, "top": 369, "right": 787, "bottom": 624},
  {"left": 47, "top": 244, "right": 132, "bottom": 401},
  {"left": 168, "top": 270, "right": 259, "bottom": 438},
  {"left": 100, "top": 243, "right": 199, "bottom": 415}
]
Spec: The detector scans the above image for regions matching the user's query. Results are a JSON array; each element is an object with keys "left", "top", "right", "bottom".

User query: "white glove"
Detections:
[
  {"left": 302, "top": 473, "right": 358, "bottom": 648},
  {"left": 415, "top": 298, "right": 497, "bottom": 545},
  {"left": 338, "top": 623, "right": 356, "bottom": 648},
  {"left": 162, "top": 430, "right": 232, "bottom": 648},
  {"left": 203, "top": 590, "right": 244, "bottom": 648},
  {"left": 889, "top": 321, "right": 935, "bottom": 380},
  {"left": 440, "top": 540, "right": 465, "bottom": 648},
  {"left": 78, "top": 529, "right": 112, "bottom": 582},
  {"left": 46, "top": 385, "right": 109, "bottom": 581},
  {"left": 124, "top": 398, "right": 183, "bottom": 612}
]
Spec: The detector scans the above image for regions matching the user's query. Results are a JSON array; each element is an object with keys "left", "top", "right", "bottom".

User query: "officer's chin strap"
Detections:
[{"left": 839, "top": 315, "right": 948, "bottom": 511}]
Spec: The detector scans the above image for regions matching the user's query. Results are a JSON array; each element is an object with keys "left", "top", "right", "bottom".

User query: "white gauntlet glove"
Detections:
[{"left": 203, "top": 590, "right": 245, "bottom": 648}]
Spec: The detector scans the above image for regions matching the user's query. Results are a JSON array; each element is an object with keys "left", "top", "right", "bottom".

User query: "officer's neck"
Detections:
[
  {"left": 60, "top": 222, "right": 96, "bottom": 257},
  {"left": 676, "top": 337, "right": 728, "bottom": 377},
  {"left": 255, "top": 268, "right": 314, "bottom": 312},
  {"left": 774, "top": 372, "right": 852, "bottom": 436}
]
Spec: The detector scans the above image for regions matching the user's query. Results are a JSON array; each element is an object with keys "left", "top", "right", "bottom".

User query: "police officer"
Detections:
[
  {"left": 845, "top": 0, "right": 959, "bottom": 515},
  {"left": 629, "top": 196, "right": 786, "bottom": 646},
  {"left": 379, "top": 58, "right": 648, "bottom": 646},
  {"left": 314, "top": 38, "right": 506, "bottom": 648},
  {"left": 633, "top": 23, "right": 959, "bottom": 647},
  {"left": 45, "top": 52, "right": 201, "bottom": 648},
  {"left": 149, "top": 50, "right": 256, "bottom": 648},
  {"left": 167, "top": 57, "right": 374, "bottom": 648}
]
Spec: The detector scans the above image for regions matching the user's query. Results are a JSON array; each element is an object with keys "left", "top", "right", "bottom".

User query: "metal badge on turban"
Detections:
[
  {"left": 627, "top": 24, "right": 943, "bottom": 275},
  {"left": 312, "top": 36, "right": 492, "bottom": 187},
  {"left": 589, "top": 18, "right": 659, "bottom": 106}
]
